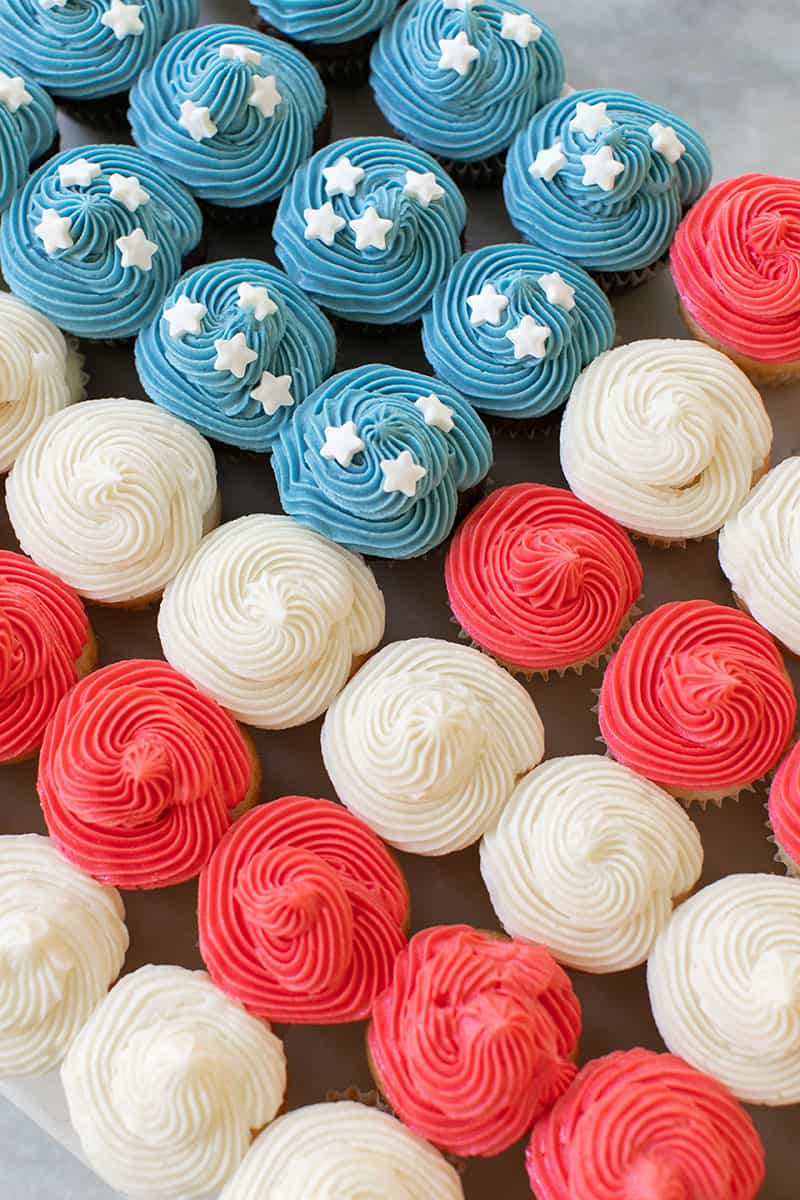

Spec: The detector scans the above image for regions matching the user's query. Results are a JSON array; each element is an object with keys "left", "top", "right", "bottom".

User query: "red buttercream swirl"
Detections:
[
  {"left": 526, "top": 1048, "right": 765, "bottom": 1200},
  {"left": 0, "top": 550, "right": 90, "bottom": 762},
  {"left": 769, "top": 740, "right": 800, "bottom": 867},
  {"left": 671, "top": 174, "right": 800, "bottom": 362},
  {"left": 198, "top": 796, "right": 409, "bottom": 1023},
  {"left": 598, "top": 600, "right": 795, "bottom": 794},
  {"left": 368, "top": 924, "right": 581, "bottom": 1157},
  {"left": 38, "top": 659, "right": 254, "bottom": 889},
  {"left": 445, "top": 484, "right": 642, "bottom": 671}
]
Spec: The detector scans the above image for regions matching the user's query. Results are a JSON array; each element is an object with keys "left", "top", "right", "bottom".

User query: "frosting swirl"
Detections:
[
  {"left": 198, "top": 796, "right": 409, "bottom": 1023},
  {"left": 504, "top": 88, "right": 712, "bottom": 272},
  {"left": 0, "top": 57, "right": 56, "bottom": 214},
  {"left": 255, "top": 0, "right": 400, "bottom": 44},
  {"left": 0, "top": 834, "right": 127, "bottom": 1078},
  {"left": 526, "top": 1048, "right": 765, "bottom": 1200},
  {"left": 561, "top": 339, "right": 772, "bottom": 541},
  {"left": 158, "top": 515, "right": 384, "bottom": 729},
  {"left": 769, "top": 741, "right": 800, "bottom": 874},
  {"left": 368, "top": 924, "right": 581, "bottom": 1156},
  {"left": 647, "top": 874, "right": 800, "bottom": 1105},
  {"left": 321, "top": 637, "right": 544, "bottom": 854},
  {"left": 62, "top": 964, "right": 286, "bottom": 1198},
  {"left": 6, "top": 397, "right": 218, "bottom": 605},
  {"left": 445, "top": 484, "right": 642, "bottom": 672},
  {"left": 273, "top": 136, "right": 466, "bottom": 325}
]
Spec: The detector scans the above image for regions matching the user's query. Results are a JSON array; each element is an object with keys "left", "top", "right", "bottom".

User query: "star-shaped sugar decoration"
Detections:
[
  {"left": 39, "top": 0, "right": 68, "bottom": 8},
  {"left": 538, "top": 271, "right": 576, "bottom": 311},
  {"left": 0, "top": 72, "right": 32, "bottom": 112},
  {"left": 649, "top": 121, "right": 685, "bottom": 164},
  {"left": 442, "top": 0, "right": 477, "bottom": 9},
  {"left": 58, "top": 158, "right": 101, "bottom": 188},
  {"left": 415, "top": 392, "right": 454, "bottom": 433},
  {"left": 500, "top": 12, "right": 542, "bottom": 47},
  {"left": 350, "top": 206, "right": 393, "bottom": 252},
  {"left": 108, "top": 173, "right": 149, "bottom": 212},
  {"left": 179, "top": 100, "right": 217, "bottom": 142},
  {"left": 569, "top": 100, "right": 613, "bottom": 139},
  {"left": 251, "top": 371, "right": 294, "bottom": 416},
  {"left": 320, "top": 420, "right": 365, "bottom": 468},
  {"left": 304, "top": 202, "right": 345, "bottom": 245},
  {"left": 116, "top": 227, "right": 158, "bottom": 270},
  {"left": 100, "top": 0, "right": 144, "bottom": 39},
  {"left": 219, "top": 43, "right": 261, "bottom": 65},
  {"left": 529, "top": 142, "right": 567, "bottom": 182},
  {"left": 506, "top": 315, "right": 551, "bottom": 360},
  {"left": 467, "top": 283, "right": 509, "bottom": 327},
  {"left": 249, "top": 74, "right": 282, "bottom": 118},
  {"left": 381, "top": 450, "right": 427, "bottom": 498},
  {"left": 214, "top": 333, "right": 258, "bottom": 378},
  {"left": 403, "top": 170, "right": 444, "bottom": 208},
  {"left": 163, "top": 294, "right": 206, "bottom": 338},
  {"left": 323, "top": 156, "right": 365, "bottom": 198},
  {"left": 438, "top": 31, "right": 479, "bottom": 76},
  {"left": 237, "top": 282, "right": 278, "bottom": 321},
  {"left": 34, "top": 208, "right": 73, "bottom": 254},
  {"left": 581, "top": 145, "right": 624, "bottom": 192}
]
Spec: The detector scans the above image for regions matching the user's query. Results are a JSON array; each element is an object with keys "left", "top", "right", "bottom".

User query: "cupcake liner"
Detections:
[
  {"left": 764, "top": 809, "right": 800, "bottom": 878},
  {"left": 53, "top": 91, "right": 130, "bottom": 130},
  {"left": 434, "top": 150, "right": 507, "bottom": 189},
  {"left": 485, "top": 410, "right": 559, "bottom": 439},
  {"left": 592, "top": 252, "right": 669, "bottom": 295},
  {"left": 253, "top": 13, "right": 377, "bottom": 86}
]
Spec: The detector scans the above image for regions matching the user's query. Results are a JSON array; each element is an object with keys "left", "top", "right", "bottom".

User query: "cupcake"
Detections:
[
  {"left": 251, "top": 0, "right": 402, "bottom": 85},
  {"left": 135, "top": 259, "right": 336, "bottom": 452},
  {"left": 129, "top": 24, "right": 327, "bottom": 227},
  {"left": 0, "top": 144, "right": 203, "bottom": 343},
  {"left": 504, "top": 88, "right": 712, "bottom": 289},
  {"left": 671, "top": 174, "right": 800, "bottom": 383},
  {"left": 422, "top": 244, "right": 615, "bottom": 423},
  {"left": 647, "top": 874, "right": 800, "bottom": 1105},
  {"left": 0, "top": 58, "right": 57, "bottom": 213},
  {"left": 6, "top": 398, "right": 219, "bottom": 607},
  {"left": 368, "top": 924, "right": 581, "bottom": 1156},
  {"left": 198, "top": 796, "right": 409, "bottom": 1023},
  {"left": 768, "top": 741, "right": 800, "bottom": 876},
  {"left": 445, "top": 484, "right": 642, "bottom": 675},
  {"left": 480, "top": 755, "right": 703, "bottom": 972},
  {"left": 598, "top": 600, "right": 795, "bottom": 805},
  {"left": 322, "top": 637, "right": 544, "bottom": 854},
  {"left": 62, "top": 964, "right": 286, "bottom": 1199},
  {"left": 0, "top": 834, "right": 127, "bottom": 1078},
  {"left": 158, "top": 515, "right": 385, "bottom": 729},
  {"left": 0, "top": 551, "right": 95, "bottom": 764},
  {"left": 370, "top": 0, "right": 564, "bottom": 182},
  {"left": 561, "top": 339, "right": 772, "bottom": 544},
  {"left": 526, "top": 1049, "right": 765, "bottom": 1200},
  {"left": 271, "top": 365, "right": 492, "bottom": 559},
  {"left": 273, "top": 136, "right": 466, "bottom": 328}
]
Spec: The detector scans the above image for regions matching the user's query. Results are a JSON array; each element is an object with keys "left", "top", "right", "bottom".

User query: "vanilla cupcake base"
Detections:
[{"left": 679, "top": 304, "right": 800, "bottom": 385}]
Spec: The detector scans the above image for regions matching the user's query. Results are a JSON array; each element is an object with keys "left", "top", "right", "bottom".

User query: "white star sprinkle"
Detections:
[
  {"left": 320, "top": 421, "right": 365, "bottom": 467},
  {"left": 506, "top": 316, "right": 551, "bottom": 360},
  {"left": 467, "top": 283, "right": 509, "bottom": 327},
  {"left": 214, "top": 333, "right": 258, "bottom": 378},
  {"left": 58, "top": 158, "right": 101, "bottom": 188},
  {"left": 39, "top": 0, "right": 68, "bottom": 8},
  {"left": 381, "top": 450, "right": 427, "bottom": 498},
  {"left": 219, "top": 43, "right": 261, "bottom": 65},
  {"left": 237, "top": 282, "right": 278, "bottom": 321},
  {"left": 403, "top": 169, "right": 444, "bottom": 207},
  {"left": 538, "top": 271, "right": 576, "bottom": 311},
  {"left": 581, "top": 145, "right": 625, "bottom": 192},
  {"left": 108, "top": 172, "right": 149, "bottom": 211},
  {"left": 569, "top": 100, "right": 613, "bottom": 139},
  {"left": 500, "top": 12, "right": 541, "bottom": 47},
  {"left": 529, "top": 142, "right": 567, "bottom": 181},
  {"left": 116, "top": 227, "right": 158, "bottom": 270},
  {"left": 304, "top": 202, "right": 345, "bottom": 245},
  {"left": 248, "top": 74, "right": 282, "bottom": 118},
  {"left": 438, "top": 31, "right": 479, "bottom": 76},
  {"left": 100, "top": 0, "right": 144, "bottom": 39},
  {"left": 0, "top": 72, "right": 32, "bottom": 112},
  {"left": 34, "top": 208, "right": 73, "bottom": 254},
  {"left": 163, "top": 294, "right": 206, "bottom": 338},
  {"left": 442, "top": 0, "right": 476, "bottom": 8},
  {"left": 649, "top": 121, "right": 685, "bottom": 164},
  {"left": 251, "top": 371, "right": 294, "bottom": 416},
  {"left": 179, "top": 99, "right": 217, "bottom": 142},
  {"left": 415, "top": 392, "right": 454, "bottom": 433},
  {"left": 322, "top": 156, "right": 365, "bottom": 198},
  {"left": 350, "top": 206, "right": 393, "bottom": 251}
]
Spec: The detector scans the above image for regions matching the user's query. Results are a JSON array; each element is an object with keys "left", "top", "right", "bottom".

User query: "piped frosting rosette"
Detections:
[
  {"left": 769, "top": 742, "right": 800, "bottom": 875},
  {"left": 62, "top": 964, "right": 286, "bottom": 1199},
  {"left": 561, "top": 339, "right": 772, "bottom": 542},
  {"left": 526, "top": 1049, "right": 765, "bottom": 1200},
  {"left": 0, "top": 57, "right": 56, "bottom": 213},
  {"left": 198, "top": 796, "right": 409, "bottom": 1024},
  {"left": 647, "top": 874, "right": 800, "bottom": 1105},
  {"left": 368, "top": 924, "right": 581, "bottom": 1156},
  {"left": 598, "top": 600, "right": 795, "bottom": 803},
  {"left": 0, "top": 834, "right": 127, "bottom": 1078},
  {"left": 253, "top": 0, "right": 400, "bottom": 45}
]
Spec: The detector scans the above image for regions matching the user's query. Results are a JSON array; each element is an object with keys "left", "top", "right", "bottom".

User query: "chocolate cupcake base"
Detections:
[{"left": 254, "top": 14, "right": 378, "bottom": 86}]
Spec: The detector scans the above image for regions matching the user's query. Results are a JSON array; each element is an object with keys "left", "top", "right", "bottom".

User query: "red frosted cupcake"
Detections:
[
  {"left": 367, "top": 924, "right": 581, "bottom": 1157},
  {"left": 598, "top": 600, "right": 795, "bottom": 805},
  {"left": 526, "top": 1048, "right": 765, "bottom": 1200},
  {"left": 38, "top": 660, "right": 259, "bottom": 889},
  {"left": 0, "top": 550, "right": 95, "bottom": 763},
  {"left": 445, "top": 484, "right": 642, "bottom": 675},
  {"left": 769, "top": 740, "right": 800, "bottom": 875},
  {"left": 198, "top": 796, "right": 409, "bottom": 1024}
]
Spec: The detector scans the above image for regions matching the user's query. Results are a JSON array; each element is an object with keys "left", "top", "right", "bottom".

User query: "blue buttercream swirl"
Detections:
[
  {"left": 0, "top": 0, "right": 198, "bottom": 100},
  {"left": 0, "top": 144, "right": 203, "bottom": 341},
  {"left": 422, "top": 243, "right": 615, "bottom": 419},
  {"left": 271, "top": 363, "right": 493, "bottom": 558},
  {"left": 0, "top": 57, "right": 56, "bottom": 214},
  {"left": 504, "top": 88, "right": 712, "bottom": 273},
  {"left": 252, "top": 0, "right": 401, "bottom": 45},
  {"left": 370, "top": 0, "right": 564, "bottom": 163},
  {"left": 273, "top": 136, "right": 466, "bottom": 325},
  {"left": 129, "top": 24, "right": 326, "bottom": 207},
  {"left": 135, "top": 257, "right": 336, "bottom": 451}
]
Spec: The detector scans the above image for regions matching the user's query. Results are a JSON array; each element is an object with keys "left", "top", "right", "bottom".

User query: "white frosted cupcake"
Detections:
[
  {"left": 0, "top": 834, "right": 127, "bottom": 1078},
  {"left": 480, "top": 755, "right": 703, "bottom": 972},
  {"left": 321, "top": 637, "right": 544, "bottom": 854},
  {"left": 62, "top": 964, "right": 287, "bottom": 1199}
]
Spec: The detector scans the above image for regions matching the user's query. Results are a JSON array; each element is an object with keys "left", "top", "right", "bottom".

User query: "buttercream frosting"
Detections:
[
  {"left": 769, "top": 741, "right": 800, "bottom": 874},
  {"left": 252, "top": 0, "right": 400, "bottom": 45},
  {"left": 0, "top": 57, "right": 56, "bottom": 214}
]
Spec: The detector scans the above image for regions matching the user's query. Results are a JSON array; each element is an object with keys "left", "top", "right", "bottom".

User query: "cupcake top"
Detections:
[
  {"left": 422, "top": 244, "right": 615, "bottom": 419},
  {"left": 504, "top": 88, "right": 712, "bottom": 273},
  {"left": 253, "top": 0, "right": 401, "bottom": 45},
  {"left": 561, "top": 339, "right": 772, "bottom": 541},
  {"left": 62, "top": 964, "right": 286, "bottom": 1199},
  {"left": 368, "top": 924, "right": 581, "bottom": 1156},
  {"left": 271, "top": 364, "right": 492, "bottom": 559},
  {"left": 370, "top": 0, "right": 564, "bottom": 164},
  {"left": 598, "top": 601, "right": 795, "bottom": 801},
  {"left": 445, "top": 484, "right": 642, "bottom": 672},
  {"left": 0, "top": 833, "right": 127, "bottom": 1078},
  {"left": 6, "top": 397, "right": 218, "bottom": 605},
  {"left": 129, "top": 24, "right": 326, "bottom": 209},
  {"left": 198, "top": 796, "right": 409, "bottom": 1024},
  {"left": 0, "top": 57, "right": 56, "bottom": 213},
  {"left": 158, "top": 515, "right": 385, "bottom": 729},
  {"left": 647, "top": 874, "right": 800, "bottom": 1105},
  {"left": 480, "top": 755, "right": 703, "bottom": 972},
  {"left": 769, "top": 741, "right": 800, "bottom": 873},
  {"left": 526, "top": 1049, "right": 765, "bottom": 1200},
  {"left": 273, "top": 135, "right": 466, "bottom": 325},
  {"left": 0, "top": 144, "right": 203, "bottom": 342},
  {"left": 322, "top": 637, "right": 545, "bottom": 854},
  {"left": 136, "top": 259, "right": 336, "bottom": 451}
]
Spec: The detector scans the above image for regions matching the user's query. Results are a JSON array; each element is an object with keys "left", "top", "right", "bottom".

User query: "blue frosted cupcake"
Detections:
[
  {"left": 250, "top": 0, "right": 401, "bottom": 85},
  {"left": 271, "top": 364, "right": 493, "bottom": 559},
  {"left": 129, "top": 24, "right": 327, "bottom": 227},
  {"left": 0, "top": 144, "right": 203, "bottom": 343},
  {"left": 273, "top": 136, "right": 466, "bottom": 329},
  {"left": 0, "top": 59, "right": 58, "bottom": 215},
  {"left": 370, "top": 0, "right": 563, "bottom": 182},
  {"left": 136, "top": 258, "right": 336, "bottom": 452},
  {"left": 504, "top": 88, "right": 712, "bottom": 289}
]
